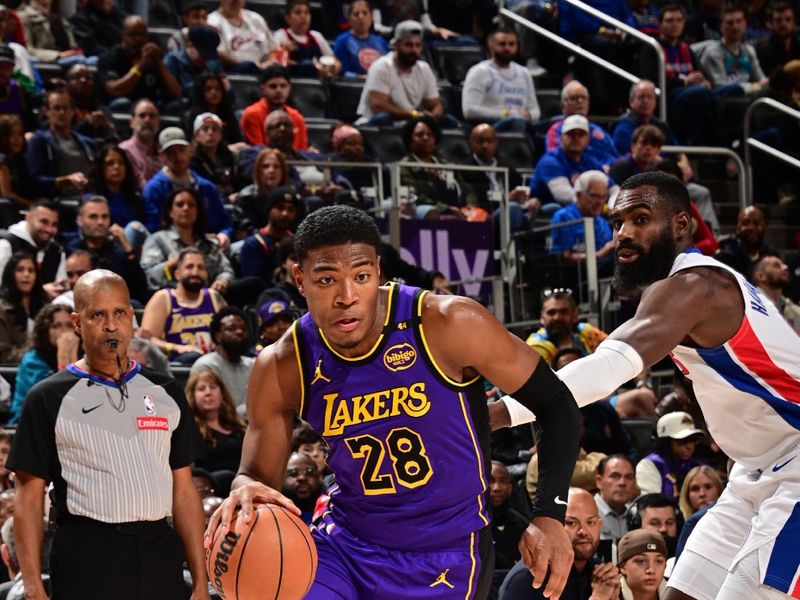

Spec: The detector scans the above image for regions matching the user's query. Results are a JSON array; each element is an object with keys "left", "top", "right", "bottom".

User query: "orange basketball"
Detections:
[{"left": 206, "top": 504, "right": 318, "bottom": 600}]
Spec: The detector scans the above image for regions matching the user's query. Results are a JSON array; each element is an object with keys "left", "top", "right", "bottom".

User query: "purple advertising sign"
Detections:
[{"left": 399, "top": 220, "right": 494, "bottom": 299}]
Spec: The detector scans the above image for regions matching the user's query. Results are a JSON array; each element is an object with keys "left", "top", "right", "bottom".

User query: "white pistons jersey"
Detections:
[{"left": 669, "top": 251, "right": 800, "bottom": 470}]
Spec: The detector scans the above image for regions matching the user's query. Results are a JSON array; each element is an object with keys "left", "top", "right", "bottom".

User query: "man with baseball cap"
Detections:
[
  {"left": 0, "top": 43, "right": 34, "bottom": 131},
  {"left": 545, "top": 80, "right": 620, "bottom": 169},
  {"left": 532, "top": 114, "right": 618, "bottom": 210},
  {"left": 356, "top": 20, "right": 453, "bottom": 127},
  {"left": 617, "top": 529, "right": 668, "bottom": 599},
  {"left": 141, "top": 127, "right": 233, "bottom": 249},
  {"left": 164, "top": 24, "right": 223, "bottom": 95},
  {"left": 239, "top": 185, "right": 300, "bottom": 282},
  {"left": 636, "top": 412, "right": 706, "bottom": 498},
  {"left": 257, "top": 296, "right": 297, "bottom": 349}
]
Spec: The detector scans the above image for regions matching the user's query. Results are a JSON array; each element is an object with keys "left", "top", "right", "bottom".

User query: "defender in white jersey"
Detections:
[{"left": 497, "top": 171, "right": 800, "bottom": 599}]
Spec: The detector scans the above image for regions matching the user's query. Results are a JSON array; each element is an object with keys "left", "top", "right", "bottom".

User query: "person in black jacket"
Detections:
[
  {"left": 65, "top": 197, "right": 150, "bottom": 305},
  {"left": 0, "top": 199, "right": 66, "bottom": 299},
  {"left": 68, "top": 0, "right": 125, "bottom": 59}
]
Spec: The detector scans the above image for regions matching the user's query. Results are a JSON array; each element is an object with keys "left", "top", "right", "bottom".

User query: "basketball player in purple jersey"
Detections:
[
  {"left": 500, "top": 172, "right": 800, "bottom": 599},
  {"left": 206, "top": 205, "right": 582, "bottom": 599}
]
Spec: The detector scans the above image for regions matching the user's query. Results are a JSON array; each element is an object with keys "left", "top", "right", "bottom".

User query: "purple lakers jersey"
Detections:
[
  {"left": 164, "top": 288, "right": 215, "bottom": 350},
  {"left": 294, "top": 283, "right": 491, "bottom": 551}
]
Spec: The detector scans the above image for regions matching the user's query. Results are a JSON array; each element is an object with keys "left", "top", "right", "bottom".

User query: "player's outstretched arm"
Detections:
[
  {"left": 422, "top": 294, "right": 580, "bottom": 599},
  {"left": 204, "top": 334, "right": 302, "bottom": 544},
  {"left": 557, "top": 269, "right": 726, "bottom": 408}
]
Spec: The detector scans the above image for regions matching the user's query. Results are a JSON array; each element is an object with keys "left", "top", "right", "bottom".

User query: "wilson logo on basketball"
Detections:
[
  {"left": 383, "top": 343, "right": 417, "bottom": 372},
  {"left": 212, "top": 530, "right": 242, "bottom": 596}
]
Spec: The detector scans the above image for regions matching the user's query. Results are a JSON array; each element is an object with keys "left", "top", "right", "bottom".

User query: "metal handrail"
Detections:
[
  {"left": 505, "top": 216, "right": 600, "bottom": 324},
  {"left": 284, "top": 159, "right": 385, "bottom": 209},
  {"left": 743, "top": 97, "right": 800, "bottom": 201},
  {"left": 661, "top": 145, "right": 749, "bottom": 209},
  {"left": 562, "top": 0, "right": 667, "bottom": 120},
  {"left": 498, "top": 0, "right": 667, "bottom": 121},
  {"left": 389, "top": 160, "right": 512, "bottom": 320}
]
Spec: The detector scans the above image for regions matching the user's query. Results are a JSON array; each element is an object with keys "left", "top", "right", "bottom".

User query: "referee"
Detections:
[{"left": 8, "top": 270, "right": 211, "bottom": 600}]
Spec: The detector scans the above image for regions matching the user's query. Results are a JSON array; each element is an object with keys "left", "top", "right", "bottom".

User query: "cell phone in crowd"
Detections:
[{"left": 595, "top": 538, "right": 615, "bottom": 564}]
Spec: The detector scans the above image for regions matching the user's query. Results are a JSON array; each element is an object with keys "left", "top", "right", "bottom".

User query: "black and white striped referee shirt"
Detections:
[{"left": 8, "top": 362, "right": 205, "bottom": 524}]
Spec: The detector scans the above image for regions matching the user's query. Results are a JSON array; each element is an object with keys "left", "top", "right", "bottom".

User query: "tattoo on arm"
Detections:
[{"left": 701, "top": 268, "right": 733, "bottom": 299}]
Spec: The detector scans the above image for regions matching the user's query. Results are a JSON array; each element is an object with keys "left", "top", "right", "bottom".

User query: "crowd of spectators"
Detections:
[{"left": 0, "top": 0, "right": 799, "bottom": 596}]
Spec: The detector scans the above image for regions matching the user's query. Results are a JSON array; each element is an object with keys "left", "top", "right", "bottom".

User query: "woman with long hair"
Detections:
[
  {"left": 140, "top": 187, "right": 235, "bottom": 295},
  {"left": 0, "top": 252, "right": 46, "bottom": 363},
  {"left": 8, "top": 304, "right": 78, "bottom": 423},
  {"left": 231, "top": 147, "right": 290, "bottom": 238},
  {"left": 183, "top": 72, "right": 243, "bottom": 146},
  {"left": 185, "top": 368, "right": 246, "bottom": 495},
  {"left": 0, "top": 115, "right": 33, "bottom": 210},
  {"left": 87, "top": 143, "right": 148, "bottom": 250},
  {"left": 678, "top": 464, "right": 724, "bottom": 520}
]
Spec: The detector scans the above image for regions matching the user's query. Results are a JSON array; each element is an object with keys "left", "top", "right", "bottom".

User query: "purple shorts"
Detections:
[{"left": 306, "top": 513, "right": 493, "bottom": 599}]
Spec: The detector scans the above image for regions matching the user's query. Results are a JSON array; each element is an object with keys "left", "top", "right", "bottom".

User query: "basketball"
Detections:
[{"left": 206, "top": 504, "right": 318, "bottom": 600}]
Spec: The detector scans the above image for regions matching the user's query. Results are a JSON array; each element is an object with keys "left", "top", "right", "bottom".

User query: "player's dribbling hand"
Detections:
[
  {"left": 518, "top": 516, "right": 574, "bottom": 599},
  {"left": 204, "top": 482, "right": 300, "bottom": 547}
]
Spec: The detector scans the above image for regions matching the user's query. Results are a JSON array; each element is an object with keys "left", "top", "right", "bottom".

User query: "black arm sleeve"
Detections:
[{"left": 511, "top": 358, "right": 581, "bottom": 523}]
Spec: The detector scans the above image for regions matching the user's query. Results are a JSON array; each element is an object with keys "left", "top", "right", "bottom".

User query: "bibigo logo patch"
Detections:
[{"left": 383, "top": 343, "right": 417, "bottom": 372}]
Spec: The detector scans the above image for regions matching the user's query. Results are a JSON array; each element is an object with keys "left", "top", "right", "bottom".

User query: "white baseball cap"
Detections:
[
  {"left": 158, "top": 127, "right": 190, "bottom": 151},
  {"left": 656, "top": 411, "right": 705, "bottom": 440},
  {"left": 562, "top": 114, "right": 589, "bottom": 134},
  {"left": 193, "top": 112, "right": 223, "bottom": 135}
]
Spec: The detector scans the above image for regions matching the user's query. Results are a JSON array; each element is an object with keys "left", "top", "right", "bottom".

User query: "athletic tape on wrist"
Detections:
[{"left": 501, "top": 395, "right": 536, "bottom": 427}]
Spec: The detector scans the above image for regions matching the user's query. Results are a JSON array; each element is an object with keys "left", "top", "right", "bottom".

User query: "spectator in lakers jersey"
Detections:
[
  {"left": 140, "top": 247, "right": 226, "bottom": 364},
  {"left": 526, "top": 288, "right": 608, "bottom": 365},
  {"left": 0, "top": 44, "right": 35, "bottom": 132}
]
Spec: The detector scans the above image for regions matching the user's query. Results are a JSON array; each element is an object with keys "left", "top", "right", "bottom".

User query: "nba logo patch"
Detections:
[{"left": 143, "top": 394, "right": 156, "bottom": 416}]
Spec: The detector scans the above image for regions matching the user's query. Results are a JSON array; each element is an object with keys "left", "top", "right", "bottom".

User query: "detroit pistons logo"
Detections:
[
  {"left": 383, "top": 343, "right": 417, "bottom": 372},
  {"left": 143, "top": 394, "right": 156, "bottom": 416}
]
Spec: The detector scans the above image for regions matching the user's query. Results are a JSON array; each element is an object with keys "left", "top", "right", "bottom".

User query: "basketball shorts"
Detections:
[
  {"left": 305, "top": 512, "right": 493, "bottom": 599},
  {"left": 669, "top": 443, "right": 800, "bottom": 599}
]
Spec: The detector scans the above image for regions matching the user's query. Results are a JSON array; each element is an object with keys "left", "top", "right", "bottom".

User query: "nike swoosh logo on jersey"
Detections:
[
  {"left": 772, "top": 457, "right": 796, "bottom": 472},
  {"left": 554, "top": 496, "right": 567, "bottom": 506},
  {"left": 82, "top": 404, "right": 103, "bottom": 414}
]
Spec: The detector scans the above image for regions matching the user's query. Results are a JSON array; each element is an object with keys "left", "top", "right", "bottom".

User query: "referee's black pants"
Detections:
[{"left": 51, "top": 516, "right": 188, "bottom": 600}]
